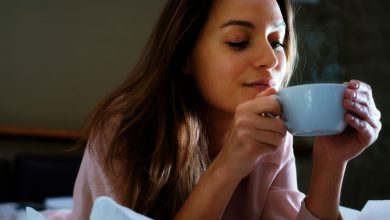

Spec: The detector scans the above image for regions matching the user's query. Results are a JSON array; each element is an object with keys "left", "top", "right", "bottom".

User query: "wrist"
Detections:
[
  {"left": 208, "top": 156, "right": 243, "bottom": 186},
  {"left": 313, "top": 139, "right": 349, "bottom": 167},
  {"left": 306, "top": 160, "right": 346, "bottom": 220},
  {"left": 175, "top": 158, "right": 241, "bottom": 220},
  {"left": 312, "top": 156, "right": 347, "bottom": 174}
]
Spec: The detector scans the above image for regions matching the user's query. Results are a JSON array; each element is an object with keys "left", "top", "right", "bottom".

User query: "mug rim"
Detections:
[{"left": 281, "top": 83, "right": 345, "bottom": 90}]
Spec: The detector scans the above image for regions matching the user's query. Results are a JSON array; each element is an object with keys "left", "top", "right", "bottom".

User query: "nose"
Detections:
[{"left": 252, "top": 41, "right": 279, "bottom": 70}]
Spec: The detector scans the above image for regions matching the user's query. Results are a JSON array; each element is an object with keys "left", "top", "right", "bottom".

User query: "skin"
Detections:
[{"left": 175, "top": 0, "right": 382, "bottom": 219}]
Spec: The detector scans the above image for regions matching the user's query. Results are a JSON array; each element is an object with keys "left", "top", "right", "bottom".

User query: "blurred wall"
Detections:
[
  {"left": 0, "top": 0, "right": 166, "bottom": 161},
  {"left": 0, "top": 0, "right": 166, "bottom": 130}
]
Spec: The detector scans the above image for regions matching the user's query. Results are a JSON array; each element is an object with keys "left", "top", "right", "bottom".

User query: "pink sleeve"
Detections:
[
  {"left": 66, "top": 142, "right": 125, "bottom": 220},
  {"left": 296, "top": 200, "right": 323, "bottom": 220},
  {"left": 65, "top": 149, "right": 94, "bottom": 220},
  {"left": 261, "top": 136, "right": 320, "bottom": 220},
  {"left": 40, "top": 149, "right": 93, "bottom": 220},
  {"left": 41, "top": 149, "right": 94, "bottom": 220}
]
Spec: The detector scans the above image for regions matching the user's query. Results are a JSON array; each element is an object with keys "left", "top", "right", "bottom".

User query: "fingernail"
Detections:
[
  {"left": 346, "top": 99, "right": 354, "bottom": 106},
  {"left": 346, "top": 89, "right": 357, "bottom": 99},
  {"left": 347, "top": 114, "right": 355, "bottom": 121},
  {"left": 350, "top": 80, "right": 359, "bottom": 89}
]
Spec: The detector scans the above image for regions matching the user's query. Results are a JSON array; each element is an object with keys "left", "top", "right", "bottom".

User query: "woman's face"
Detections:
[{"left": 188, "top": 0, "right": 287, "bottom": 115}]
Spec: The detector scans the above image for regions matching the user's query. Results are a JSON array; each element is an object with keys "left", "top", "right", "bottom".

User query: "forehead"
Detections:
[{"left": 208, "top": 0, "right": 284, "bottom": 28}]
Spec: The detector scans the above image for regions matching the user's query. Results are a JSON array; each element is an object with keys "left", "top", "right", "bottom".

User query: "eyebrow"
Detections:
[
  {"left": 220, "top": 20, "right": 255, "bottom": 29},
  {"left": 220, "top": 19, "right": 286, "bottom": 30}
]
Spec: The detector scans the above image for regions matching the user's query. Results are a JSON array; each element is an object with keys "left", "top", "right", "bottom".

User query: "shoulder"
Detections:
[
  {"left": 84, "top": 97, "right": 127, "bottom": 197},
  {"left": 87, "top": 94, "right": 125, "bottom": 156},
  {"left": 84, "top": 140, "right": 126, "bottom": 202}
]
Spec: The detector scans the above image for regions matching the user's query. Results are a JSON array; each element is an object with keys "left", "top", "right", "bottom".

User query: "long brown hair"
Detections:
[{"left": 86, "top": 0, "right": 297, "bottom": 218}]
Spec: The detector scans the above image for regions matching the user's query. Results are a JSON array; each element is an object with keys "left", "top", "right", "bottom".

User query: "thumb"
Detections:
[{"left": 255, "top": 87, "right": 277, "bottom": 98}]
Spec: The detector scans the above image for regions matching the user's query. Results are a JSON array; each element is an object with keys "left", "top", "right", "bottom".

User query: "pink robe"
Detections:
[{"left": 62, "top": 133, "right": 319, "bottom": 220}]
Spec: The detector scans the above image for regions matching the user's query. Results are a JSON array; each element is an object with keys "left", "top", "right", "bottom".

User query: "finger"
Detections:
[
  {"left": 344, "top": 80, "right": 380, "bottom": 120},
  {"left": 375, "top": 108, "right": 382, "bottom": 120},
  {"left": 348, "top": 80, "right": 372, "bottom": 94},
  {"left": 255, "top": 116, "right": 287, "bottom": 135},
  {"left": 343, "top": 99, "right": 379, "bottom": 129},
  {"left": 247, "top": 127, "right": 286, "bottom": 147},
  {"left": 345, "top": 113, "right": 379, "bottom": 146},
  {"left": 353, "top": 90, "right": 381, "bottom": 121},
  {"left": 345, "top": 89, "right": 368, "bottom": 106},
  {"left": 346, "top": 80, "right": 374, "bottom": 105},
  {"left": 255, "top": 87, "right": 277, "bottom": 98},
  {"left": 238, "top": 95, "right": 282, "bottom": 118},
  {"left": 234, "top": 112, "right": 286, "bottom": 135}
]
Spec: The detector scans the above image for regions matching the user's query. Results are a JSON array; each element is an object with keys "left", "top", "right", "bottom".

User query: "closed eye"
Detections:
[
  {"left": 226, "top": 41, "right": 249, "bottom": 50},
  {"left": 270, "top": 41, "right": 286, "bottom": 50}
]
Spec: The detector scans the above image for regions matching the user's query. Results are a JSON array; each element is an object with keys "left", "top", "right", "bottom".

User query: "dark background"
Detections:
[{"left": 293, "top": 0, "right": 390, "bottom": 210}]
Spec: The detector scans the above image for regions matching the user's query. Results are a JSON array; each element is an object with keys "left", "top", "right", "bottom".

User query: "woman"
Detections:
[{"left": 66, "top": 0, "right": 381, "bottom": 219}]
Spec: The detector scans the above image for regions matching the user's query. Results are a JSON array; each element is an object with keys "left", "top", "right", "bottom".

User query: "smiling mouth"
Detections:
[
  {"left": 244, "top": 84, "right": 272, "bottom": 90},
  {"left": 243, "top": 78, "right": 276, "bottom": 91}
]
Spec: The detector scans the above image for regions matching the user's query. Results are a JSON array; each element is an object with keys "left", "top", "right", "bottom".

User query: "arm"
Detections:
[
  {"left": 67, "top": 145, "right": 123, "bottom": 220},
  {"left": 174, "top": 157, "right": 242, "bottom": 220},
  {"left": 262, "top": 134, "right": 319, "bottom": 220},
  {"left": 175, "top": 88, "right": 286, "bottom": 219},
  {"left": 262, "top": 155, "right": 306, "bottom": 219},
  {"left": 305, "top": 150, "right": 345, "bottom": 219},
  {"left": 305, "top": 80, "right": 381, "bottom": 219},
  {"left": 66, "top": 149, "right": 93, "bottom": 220}
]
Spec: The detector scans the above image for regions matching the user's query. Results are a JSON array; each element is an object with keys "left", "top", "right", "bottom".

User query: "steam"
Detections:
[{"left": 294, "top": 0, "right": 345, "bottom": 84}]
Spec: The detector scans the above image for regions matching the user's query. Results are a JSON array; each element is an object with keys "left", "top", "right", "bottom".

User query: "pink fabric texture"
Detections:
[{"left": 62, "top": 133, "right": 320, "bottom": 220}]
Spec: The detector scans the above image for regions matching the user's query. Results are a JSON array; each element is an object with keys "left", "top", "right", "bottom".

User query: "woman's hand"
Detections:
[
  {"left": 214, "top": 87, "right": 287, "bottom": 180},
  {"left": 306, "top": 80, "right": 381, "bottom": 219},
  {"left": 313, "top": 80, "right": 382, "bottom": 164}
]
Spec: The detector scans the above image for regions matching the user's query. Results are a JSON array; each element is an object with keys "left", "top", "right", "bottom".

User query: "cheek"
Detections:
[
  {"left": 192, "top": 50, "right": 230, "bottom": 97},
  {"left": 206, "top": 52, "right": 250, "bottom": 88},
  {"left": 192, "top": 45, "right": 242, "bottom": 87},
  {"left": 190, "top": 46, "right": 245, "bottom": 111}
]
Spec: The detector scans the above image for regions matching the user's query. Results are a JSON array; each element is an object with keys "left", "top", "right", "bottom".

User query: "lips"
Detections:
[{"left": 243, "top": 78, "right": 276, "bottom": 91}]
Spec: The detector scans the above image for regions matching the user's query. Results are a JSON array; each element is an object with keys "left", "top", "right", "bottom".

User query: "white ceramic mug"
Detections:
[{"left": 277, "top": 83, "right": 347, "bottom": 136}]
